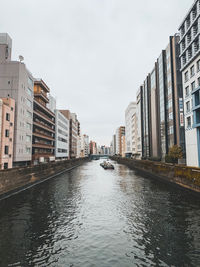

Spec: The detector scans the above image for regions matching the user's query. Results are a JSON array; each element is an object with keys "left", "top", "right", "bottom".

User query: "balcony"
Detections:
[
  {"left": 34, "top": 90, "right": 49, "bottom": 103},
  {"left": 34, "top": 109, "right": 55, "bottom": 126},
  {"left": 32, "top": 143, "right": 54, "bottom": 149},
  {"left": 34, "top": 99, "right": 55, "bottom": 118},
  {"left": 33, "top": 131, "right": 55, "bottom": 141},
  {"left": 33, "top": 120, "right": 55, "bottom": 133}
]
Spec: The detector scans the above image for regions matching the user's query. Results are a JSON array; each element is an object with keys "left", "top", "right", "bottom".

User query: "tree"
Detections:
[{"left": 165, "top": 145, "right": 183, "bottom": 163}]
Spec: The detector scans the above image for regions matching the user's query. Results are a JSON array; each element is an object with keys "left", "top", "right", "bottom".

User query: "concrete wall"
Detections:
[
  {"left": 111, "top": 157, "right": 200, "bottom": 194},
  {"left": 0, "top": 158, "right": 88, "bottom": 198}
]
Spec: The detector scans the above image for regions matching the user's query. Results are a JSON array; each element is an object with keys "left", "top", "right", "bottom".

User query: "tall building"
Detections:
[
  {"left": 116, "top": 126, "right": 125, "bottom": 156},
  {"left": 89, "top": 141, "right": 97, "bottom": 155},
  {"left": 125, "top": 102, "right": 136, "bottom": 157},
  {"left": 150, "top": 64, "right": 160, "bottom": 158},
  {"left": 59, "top": 110, "right": 79, "bottom": 159},
  {"left": 55, "top": 110, "right": 69, "bottom": 159},
  {"left": 0, "top": 33, "right": 34, "bottom": 166},
  {"left": 179, "top": 0, "right": 200, "bottom": 167},
  {"left": 32, "top": 79, "right": 55, "bottom": 164},
  {"left": 0, "top": 98, "right": 15, "bottom": 169},
  {"left": 136, "top": 88, "right": 142, "bottom": 159},
  {"left": 141, "top": 76, "right": 151, "bottom": 159}
]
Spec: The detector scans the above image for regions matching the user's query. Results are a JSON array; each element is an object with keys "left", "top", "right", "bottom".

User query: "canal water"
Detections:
[{"left": 0, "top": 160, "right": 200, "bottom": 267}]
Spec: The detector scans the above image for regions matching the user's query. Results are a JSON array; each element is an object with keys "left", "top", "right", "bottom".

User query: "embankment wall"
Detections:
[
  {"left": 0, "top": 158, "right": 88, "bottom": 199},
  {"left": 111, "top": 157, "right": 200, "bottom": 194}
]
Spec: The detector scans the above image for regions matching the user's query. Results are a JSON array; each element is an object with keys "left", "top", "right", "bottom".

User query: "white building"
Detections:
[
  {"left": 125, "top": 102, "right": 136, "bottom": 157},
  {"left": 136, "top": 89, "right": 142, "bottom": 159},
  {"left": 47, "top": 94, "right": 56, "bottom": 113},
  {"left": 179, "top": 0, "right": 200, "bottom": 167},
  {"left": 0, "top": 33, "right": 34, "bottom": 166},
  {"left": 55, "top": 110, "right": 69, "bottom": 159}
]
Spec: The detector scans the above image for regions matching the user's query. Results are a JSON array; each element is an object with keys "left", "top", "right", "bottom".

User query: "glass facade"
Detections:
[
  {"left": 142, "top": 77, "right": 150, "bottom": 158},
  {"left": 158, "top": 52, "right": 167, "bottom": 159}
]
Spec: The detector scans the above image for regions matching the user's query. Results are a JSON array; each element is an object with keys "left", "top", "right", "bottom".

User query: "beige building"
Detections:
[
  {"left": 116, "top": 126, "right": 125, "bottom": 156},
  {"left": 121, "top": 135, "right": 126, "bottom": 158},
  {"left": 0, "top": 33, "right": 34, "bottom": 166},
  {"left": 0, "top": 98, "right": 15, "bottom": 169}
]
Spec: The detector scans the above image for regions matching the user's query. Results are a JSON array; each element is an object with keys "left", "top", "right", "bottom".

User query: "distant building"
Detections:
[
  {"left": 89, "top": 141, "right": 97, "bottom": 155},
  {"left": 0, "top": 33, "right": 34, "bottom": 166},
  {"left": 121, "top": 135, "right": 126, "bottom": 157},
  {"left": 115, "top": 126, "right": 125, "bottom": 156},
  {"left": 32, "top": 79, "right": 55, "bottom": 164},
  {"left": 59, "top": 110, "right": 79, "bottom": 159},
  {"left": 136, "top": 88, "right": 142, "bottom": 159},
  {"left": 125, "top": 102, "right": 137, "bottom": 157},
  {"left": 55, "top": 110, "right": 69, "bottom": 159},
  {"left": 0, "top": 98, "right": 15, "bottom": 169}
]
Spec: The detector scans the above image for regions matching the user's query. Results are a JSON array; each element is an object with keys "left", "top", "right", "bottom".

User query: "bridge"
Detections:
[{"left": 89, "top": 154, "right": 110, "bottom": 160}]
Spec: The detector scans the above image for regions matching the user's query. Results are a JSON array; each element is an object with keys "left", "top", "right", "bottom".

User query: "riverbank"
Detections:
[
  {"left": 111, "top": 156, "right": 200, "bottom": 195},
  {"left": 0, "top": 158, "right": 88, "bottom": 200}
]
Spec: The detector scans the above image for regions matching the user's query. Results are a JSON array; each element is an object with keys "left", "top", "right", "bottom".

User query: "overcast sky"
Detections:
[{"left": 0, "top": 0, "right": 192, "bottom": 146}]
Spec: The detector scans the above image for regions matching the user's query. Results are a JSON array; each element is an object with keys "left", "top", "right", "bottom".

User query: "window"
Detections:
[
  {"left": 26, "top": 110, "right": 32, "bottom": 119},
  {"left": 26, "top": 122, "right": 31, "bottom": 130},
  {"left": 26, "top": 147, "right": 31, "bottom": 154},
  {"left": 6, "top": 113, "right": 10, "bottom": 121},
  {"left": 5, "top": 129, "right": 9, "bottom": 137},
  {"left": 4, "top": 163, "right": 8, "bottom": 169},
  {"left": 185, "top": 71, "right": 189, "bottom": 82},
  {"left": 191, "top": 81, "right": 195, "bottom": 91},
  {"left": 187, "top": 116, "right": 191, "bottom": 128},
  {"left": 4, "top": 146, "right": 9, "bottom": 155},
  {"left": 185, "top": 86, "right": 189, "bottom": 97},
  {"left": 190, "top": 65, "right": 195, "bottom": 77},
  {"left": 26, "top": 135, "right": 31, "bottom": 142},
  {"left": 186, "top": 101, "right": 190, "bottom": 112},
  {"left": 169, "top": 126, "right": 174, "bottom": 135},
  {"left": 198, "top": 77, "right": 200, "bottom": 87},
  {"left": 27, "top": 88, "right": 32, "bottom": 97},
  {"left": 26, "top": 99, "right": 32, "bottom": 108},
  {"left": 28, "top": 77, "right": 33, "bottom": 88},
  {"left": 197, "top": 60, "right": 200, "bottom": 71},
  {"left": 11, "top": 107, "right": 13, "bottom": 111}
]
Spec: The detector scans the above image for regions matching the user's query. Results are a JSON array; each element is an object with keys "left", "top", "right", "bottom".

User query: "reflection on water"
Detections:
[{"left": 0, "top": 160, "right": 200, "bottom": 267}]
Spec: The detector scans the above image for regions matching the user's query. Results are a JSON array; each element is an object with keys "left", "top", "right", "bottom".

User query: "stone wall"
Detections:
[
  {"left": 0, "top": 158, "right": 88, "bottom": 198},
  {"left": 111, "top": 157, "right": 200, "bottom": 194}
]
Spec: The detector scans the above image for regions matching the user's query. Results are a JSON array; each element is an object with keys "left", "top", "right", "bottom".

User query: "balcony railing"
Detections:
[
  {"left": 33, "top": 131, "right": 55, "bottom": 141},
  {"left": 34, "top": 109, "right": 55, "bottom": 126},
  {"left": 33, "top": 120, "right": 55, "bottom": 133}
]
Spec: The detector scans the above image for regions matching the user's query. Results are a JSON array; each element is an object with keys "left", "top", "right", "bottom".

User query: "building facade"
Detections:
[
  {"left": 0, "top": 98, "right": 15, "bottom": 169},
  {"left": 116, "top": 126, "right": 125, "bottom": 156},
  {"left": 179, "top": 0, "right": 200, "bottom": 167},
  {"left": 55, "top": 110, "right": 69, "bottom": 159},
  {"left": 125, "top": 102, "right": 136, "bottom": 157},
  {"left": 136, "top": 88, "right": 142, "bottom": 159},
  {"left": 32, "top": 79, "right": 55, "bottom": 164},
  {"left": 0, "top": 33, "right": 34, "bottom": 166}
]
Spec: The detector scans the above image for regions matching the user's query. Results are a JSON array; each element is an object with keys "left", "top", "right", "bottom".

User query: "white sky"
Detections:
[{"left": 0, "top": 0, "right": 192, "bottom": 146}]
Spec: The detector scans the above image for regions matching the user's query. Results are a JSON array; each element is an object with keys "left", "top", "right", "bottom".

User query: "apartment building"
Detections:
[
  {"left": 0, "top": 98, "right": 15, "bottom": 169},
  {"left": 125, "top": 102, "right": 136, "bottom": 157},
  {"left": 60, "top": 110, "right": 79, "bottom": 159},
  {"left": 0, "top": 33, "right": 34, "bottom": 166},
  {"left": 55, "top": 110, "right": 69, "bottom": 159},
  {"left": 179, "top": 0, "right": 200, "bottom": 167},
  {"left": 32, "top": 79, "right": 55, "bottom": 164},
  {"left": 116, "top": 126, "right": 125, "bottom": 156}
]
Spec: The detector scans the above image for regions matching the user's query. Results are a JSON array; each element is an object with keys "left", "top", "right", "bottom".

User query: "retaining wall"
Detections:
[
  {"left": 0, "top": 158, "right": 88, "bottom": 199},
  {"left": 111, "top": 157, "right": 200, "bottom": 194}
]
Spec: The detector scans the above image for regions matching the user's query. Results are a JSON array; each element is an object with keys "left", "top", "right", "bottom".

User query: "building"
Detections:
[
  {"left": 125, "top": 102, "right": 136, "bottom": 157},
  {"left": 150, "top": 64, "right": 160, "bottom": 158},
  {"left": 136, "top": 88, "right": 142, "bottom": 159},
  {"left": 89, "top": 141, "right": 97, "bottom": 155},
  {"left": 32, "top": 79, "right": 55, "bottom": 164},
  {"left": 140, "top": 34, "right": 185, "bottom": 161},
  {"left": 0, "top": 33, "right": 34, "bottom": 166},
  {"left": 179, "top": 0, "right": 200, "bottom": 167},
  {"left": 0, "top": 98, "right": 15, "bottom": 169},
  {"left": 83, "top": 134, "right": 89, "bottom": 157},
  {"left": 121, "top": 135, "right": 126, "bottom": 157},
  {"left": 59, "top": 110, "right": 79, "bottom": 159},
  {"left": 111, "top": 134, "right": 116, "bottom": 155},
  {"left": 55, "top": 110, "right": 69, "bottom": 159},
  {"left": 116, "top": 126, "right": 125, "bottom": 156},
  {"left": 141, "top": 76, "right": 151, "bottom": 159}
]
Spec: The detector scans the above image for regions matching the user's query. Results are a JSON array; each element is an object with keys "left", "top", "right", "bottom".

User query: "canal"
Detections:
[{"left": 0, "top": 160, "right": 200, "bottom": 267}]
